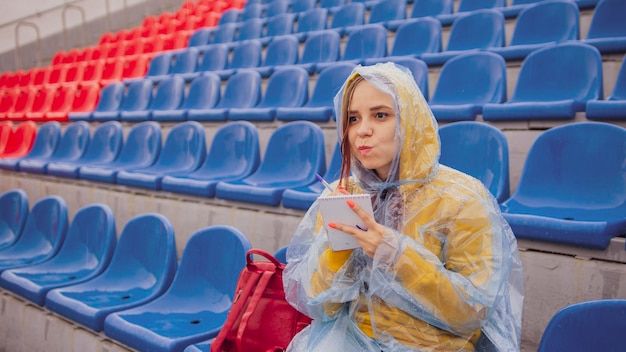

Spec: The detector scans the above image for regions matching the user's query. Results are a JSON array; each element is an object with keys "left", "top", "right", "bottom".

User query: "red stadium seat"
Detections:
[
  {"left": 45, "top": 84, "right": 78, "bottom": 121},
  {"left": 0, "top": 121, "right": 37, "bottom": 158}
]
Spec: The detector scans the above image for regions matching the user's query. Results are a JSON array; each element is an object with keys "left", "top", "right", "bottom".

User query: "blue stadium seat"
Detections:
[
  {"left": 161, "top": 121, "right": 260, "bottom": 197},
  {"left": 179, "top": 44, "right": 229, "bottom": 82},
  {"left": 276, "top": 62, "right": 355, "bottom": 122},
  {"left": 274, "top": 245, "right": 288, "bottom": 264},
  {"left": 500, "top": 122, "right": 626, "bottom": 249},
  {"left": 0, "top": 189, "right": 28, "bottom": 250},
  {"left": 241, "top": 3, "right": 263, "bottom": 21},
  {"left": 365, "top": 17, "right": 442, "bottom": 63},
  {"left": 187, "top": 69, "right": 261, "bottom": 121},
  {"left": 116, "top": 121, "right": 206, "bottom": 190},
  {"left": 253, "top": 35, "right": 299, "bottom": 77},
  {"left": 328, "top": 3, "right": 365, "bottom": 37},
  {"left": 148, "top": 48, "right": 199, "bottom": 83},
  {"left": 45, "top": 213, "right": 177, "bottom": 332},
  {"left": 228, "top": 67, "right": 309, "bottom": 121},
  {"left": 292, "top": 30, "right": 341, "bottom": 74},
  {"left": 282, "top": 142, "right": 342, "bottom": 210},
  {"left": 316, "top": 24, "right": 387, "bottom": 72},
  {"left": 209, "top": 23, "right": 238, "bottom": 45},
  {"left": 428, "top": 51, "right": 507, "bottom": 122},
  {"left": 218, "top": 9, "right": 241, "bottom": 25},
  {"left": 319, "top": 0, "right": 345, "bottom": 10},
  {"left": 46, "top": 121, "right": 123, "bottom": 178},
  {"left": 489, "top": 0, "right": 580, "bottom": 61},
  {"left": 215, "top": 121, "right": 326, "bottom": 206},
  {"left": 0, "top": 121, "right": 61, "bottom": 171},
  {"left": 120, "top": 75, "right": 185, "bottom": 122},
  {"left": 260, "top": 13, "right": 296, "bottom": 45},
  {"left": 439, "top": 122, "right": 510, "bottom": 203},
  {"left": 0, "top": 196, "right": 68, "bottom": 273},
  {"left": 78, "top": 121, "right": 161, "bottom": 183},
  {"left": 582, "top": 0, "right": 626, "bottom": 54},
  {"left": 574, "top": 0, "right": 600, "bottom": 9},
  {"left": 103, "top": 225, "right": 251, "bottom": 352},
  {"left": 499, "top": 0, "right": 543, "bottom": 18},
  {"left": 141, "top": 52, "right": 174, "bottom": 81},
  {"left": 188, "top": 28, "right": 212, "bottom": 47},
  {"left": 437, "top": 0, "right": 506, "bottom": 26},
  {"left": 399, "top": 0, "right": 453, "bottom": 24},
  {"left": 152, "top": 74, "right": 221, "bottom": 122},
  {"left": 183, "top": 340, "right": 212, "bottom": 352},
  {"left": 483, "top": 42, "right": 603, "bottom": 121},
  {"left": 212, "top": 40, "right": 262, "bottom": 80},
  {"left": 234, "top": 18, "right": 264, "bottom": 43},
  {"left": 366, "top": 0, "right": 406, "bottom": 30},
  {"left": 92, "top": 79, "right": 153, "bottom": 121},
  {"left": 537, "top": 299, "right": 626, "bottom": 352},
  {"left": 586, "top": 55, "right": 626, "bottom": 120},
  {"left": 293, "top": 8, "right": 328, "bottom": 42},
  {"left": 18, "top": 121, "right": 90, "bottom": 174},
  {"left": 265, "top": 0, "right": 290, "bottom": 18},
  {"left": 422, "top": 9, "right": 505, "bottom": 66},
  {"left": 290, "top": 0, "right": 316, "bottom": 14},
  {"left": 69, "top": 82, "right": 124, "bottom": 121},
  {"left": 0, "top": 203, "right": 116, "bottom": 306}
]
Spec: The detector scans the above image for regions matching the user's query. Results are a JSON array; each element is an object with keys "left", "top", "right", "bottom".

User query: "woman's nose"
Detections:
[{"left": 357, "top": 118, "right": 373, "bottom": 136}]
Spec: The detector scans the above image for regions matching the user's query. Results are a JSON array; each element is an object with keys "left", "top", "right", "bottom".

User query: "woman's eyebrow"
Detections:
[{"left": 369, "top": 105, "right": 394, "bottom": 111}]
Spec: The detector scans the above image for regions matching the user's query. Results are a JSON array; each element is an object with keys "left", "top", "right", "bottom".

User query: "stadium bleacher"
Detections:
[{"left": 0, "top": 0, "right": 625, "bottom": 351}]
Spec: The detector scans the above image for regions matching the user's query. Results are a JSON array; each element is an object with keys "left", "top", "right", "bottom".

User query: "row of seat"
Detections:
[{"left": 0, "top": 191, "right": 257, "bottom": 351}]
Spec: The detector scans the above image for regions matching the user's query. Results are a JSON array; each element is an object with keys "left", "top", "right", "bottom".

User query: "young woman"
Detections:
[{"left": 283, "top": 63, "right": 523, "bottom": 351}]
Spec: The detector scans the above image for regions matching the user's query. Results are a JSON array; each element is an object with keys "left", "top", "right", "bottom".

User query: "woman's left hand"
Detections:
[{"left": 328, "top": 200, "right": 386, "bottom": 258}]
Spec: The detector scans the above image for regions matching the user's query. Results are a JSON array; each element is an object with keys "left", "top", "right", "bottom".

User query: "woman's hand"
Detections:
[{"left": 329, "top": 199, "right": 385, "bottom": 258}]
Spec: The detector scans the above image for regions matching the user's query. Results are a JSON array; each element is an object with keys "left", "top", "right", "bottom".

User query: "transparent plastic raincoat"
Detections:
[{"left": 283, "top": 63, "right": 524, "bottom": 351}]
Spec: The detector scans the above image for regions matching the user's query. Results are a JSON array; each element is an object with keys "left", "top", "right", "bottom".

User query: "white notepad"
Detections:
[{"left": 318, "top": 193, "right": 374, "bottom": 251}]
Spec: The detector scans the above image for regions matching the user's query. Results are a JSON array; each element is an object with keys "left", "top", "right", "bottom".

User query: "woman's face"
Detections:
[{"left": 347, "top": 79, "right": 397, "bottom": 181}]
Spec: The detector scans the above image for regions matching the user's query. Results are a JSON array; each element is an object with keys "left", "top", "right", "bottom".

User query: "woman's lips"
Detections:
[{"left": 357, "top": 146, "right": 372, "bottom": 155}]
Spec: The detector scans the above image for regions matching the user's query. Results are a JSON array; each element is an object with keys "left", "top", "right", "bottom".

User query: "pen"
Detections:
[{"left": 315, "top": 173, "right": 335, "bottom": 192}]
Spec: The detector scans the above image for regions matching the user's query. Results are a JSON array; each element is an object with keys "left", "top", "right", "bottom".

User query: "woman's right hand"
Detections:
[{"left": 328, "top": 184, "right": 350, "bottom": 197}]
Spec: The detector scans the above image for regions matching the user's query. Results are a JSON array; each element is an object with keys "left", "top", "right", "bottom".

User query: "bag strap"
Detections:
[
  {"left": 235, "top": 269, "right": 275, "bottom": 351},
  {"left": 248, "top": 248, "right": 283, "bottom": 268}
]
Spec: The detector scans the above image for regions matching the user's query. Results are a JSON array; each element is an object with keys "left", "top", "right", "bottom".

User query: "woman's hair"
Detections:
[{"left": 339, "top": 74, "right": 365, "bottom": 187}]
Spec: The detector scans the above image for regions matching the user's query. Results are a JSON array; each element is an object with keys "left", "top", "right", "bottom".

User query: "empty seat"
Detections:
[
  {"left": 0, "top": 90, "right": 16, "bottom": 120},
  {"left": 212, "top": 40, "right": 263, "bottom": 80},
  {"left": 179, "top": 44, "right": 229, "bottom": 82},
  {"left": 489, "top": 0, "right": 580, "bottom": 61},
  {"left": 228, "top": 67, "right": 309, "bottom": 121},
  {"left": 290, "top": 0, "right": 316, "bottom": 13},
  {"left": 398, "top": 0, "right": 453, "bottom": 24},
  {"left": 46, "top": 121, "right": 123, "bottom": 178},
  {"left": 153, "top": 74, "right": 221, "bottom": 122},
  {"left": 241, "top": 3, "right": 263, "bottom": 21},
  {"left": 586, "top": 55, "right": 626, "bottom": 120},
  {"left": 59, "top": 83, "right": 100, "bottom": 122},
  {"left": 98, "top": 58, "right": 125, "bottom": 87},
  {"left": 188, "top": 69, "right": 262, "bottom": 121},
  {"left": 23, "top": 86, "right": 55, "bottom": 121},
  {"left": 582, "top": 0, "right": 626, "bottom": 54},
  {"left": 116, "top": 121, "right": 206, "bottom": 190},
  {"left": 276, "top": 62, "right": 355, "bottom": 122},
  {"left": 537, "top": 299, "right": 626, "bottom": 352},
  {"left": 0, "top": 189, "right": 28, "bottom": 251},
  {"left": 18, "top": 121, "right": 90, "bottom": 174},
  {"left": 365, "top": 0, "right": 406, "bottom": 30},
  {"left": 499, "top": 0, "right": 543, "bottom": 18},
  {"left": 437, "top": 0, "right": 505, "bottom": 26},
  {"left": 422, "top": 9, "right": 505, "bottom": 66},
  {"left": 265, "top": 0, "right": 290, "bottom": 17},
  {"left": 0, "top": 203, "right": 116, "bottom": 306},
  {"left": 499, "top": 122, "right": 626, "bottom": 249},
  {"left": 215, "top": 121, "right": 326, "bottom": 206},
  {"left": 439, "top": 122, "right": 510, "bottom": 203},
  {"left": 43, "top": 84, "right": 78, "bottom": 122},
  {"left": 0, "top": 121, "right": 38, "bottom": 159},
  {"left": 482, "top": 42, "right": 603, "bottom": 121},
  {"left": 72, "top": 82, "right": 124, "bottom": 121},
  {"left": 315, "top": 24, "right": 387, "bottom": 72},
  {"left": 5, "top": 88, "right": 35, "bottom": 121},
  {"left": 79, "top": 121, "right": 162, "bottom": 183},
  {"left": 0, "top": 121, "right": 61, "bottom": 171},
  {"left": 260, "top": 13, "right": 295, "bottom": 45},
  {"left": 0, "top": 121, "right": 12, "bottom": 154},
  {"left": 428, "top": 51, "right": 507, "bottom": 122},
  {"left": 93, "top": 79, "right": 153, "bottom": 121},
  {"left": 149, "top": 48, "right": 199, "bottom": 83},
  {"left": 45, "top": 213, "right": 177, "bottom": 332},
  {"left": 162, "top": 121, "right": 260, "bottom": 197},
  {"left": 253, "top": 35, "right": 299, "bottom": 77},
  {"left": 121, "top": 75, "right": 185, "bottom": 122},
  {"left": 209, "top": 23, "right": 238, "bottom": 45},
  {"left": 293, "top": 8, "right": 328, "bottom": 42},
  {"left": 140, "top": 52, "right": 175, "bottom": 82},
  {"left": 282, "top": 142, "right": 342, "bottom": 210},
  {"left": 328, "top": 3, "right": 365, "bottom": 37},
  {"left": 235, "top": 18, "right": 264, "bottom": 43},
  {"left": 0, "top": 196, "right": 68, "bottom": 273},
  {"left": 103, "top": 226, "right": 251, "bottom": 351},
  {"left": 218, "top": 9, "right": 241, "bottom": 25},
  {"left": 292, "top": 30, "right": 341, "bottom": 74}
]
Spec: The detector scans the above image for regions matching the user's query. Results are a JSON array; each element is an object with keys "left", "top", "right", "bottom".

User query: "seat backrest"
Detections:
[
  {"left": 295, "top": 8, "right": 328, "bottom": 34},
  {"left": 514, "top": 122, "right": 626, "bottom": 207},
  {"left": 368, "top": 0, "right": 406, "bottom": 24},
  {"left": 457, "top": 0, "right": 505, "bottom": 12},
  {"left": 148, "top": 75, "right": 186, "bottom": 111},
  {"left": 511, "top": 42, "right": 603, "bottom": 103},
  {"left": 266, "top": 0, "right": 290, "bottom": 17},
  {"left": 227, "top": 40, "right": 262, "bottom": 70},
  {"left": 23, "top": 121, "right": 61, "bottom": 159},
  {"left": 265, "top": 13, "right": 295, "bottom": 38},
  {"left": 196, "top": 44, "right": 229, "bottom": 72},
  {"left": 50, "top": 121, "right": 90, "bottom": 160},
  {"left": 211, "top": 23, "right": 238, "bottom": 44},
  {"left": 188, "top": 28, "right": 212, "bottom": 47},
  {"left": 0, "top": 90, "right": 15, "bottom": 114},
  {"left": 0, "top": 189, "right": 29, "bottom": 249},
  {"left": 290, "top": 0, "right": 316, "bottom": 14},
  {"left": 242, "top": 3, "right": 263, "bottom": 21},
  {"left": 166, "top": 225, "right": 251, "bottom": 297},
  {"left": 217, "top": 69, "right": 262, "bottom": 109},
  {"left": 2, "top": 121, "right": 37, "bottom": 156},
  {"left": 152, "top": 121, "right": 206, "bottom": 170},
  {"left": 320, "top": 0, "right": 345, "bottom": 8},
  {"left": 236, "top": 18, "right": 264, "bottom": 42},
  {"left": 608, "top": 56, "right": 626, "bottom": 100},
  {"left": 200, "top": 121, "right": 261, "bottom": 177},
  {"left": 330, "top": 3, "right": 365, "bottom": 30},
  {"left": 146, "top": 52, "right": 173, "bottom": 77},
  {"left": 586, "top": 0, "right": 626, "bottom": 39},
  {"left": 257, "top": 67, "right": 309, "bottom": 108},
  {"left": 70, "top": 83, "right": 100, "bottom": 113},
  {"left": 299, "top": 30, "right": 341, "bottom": 65},
  {"left": 342, "top": 24, "right": 387, "bottom": 61},
  {"left": 307, "top": 63, "right": 356, "bottom": 108},
  {"left": 262, "top": 35, "right": 299, "bottom": 67},
  {"left": 10, "top": 88, "right": 35, "bottom": 115},
  {"left": 168, "top": 48, "right": 199, "bottom": 75},
  {"left": 118, "top": 79, "right": 153, "bottom": 112},
  {"left": 94, "top": 82, "right": 124, "bottom": 113},
  {"left": 411, "top": 0, "right": 453, "bottom": 18},
  {"left": 29, "top": 86, "right": 55, "bottom": 114},
  {"left": 392, "top": 17, "right": 442, "bottom": 57},
  {"left": 113, "top": 121, "right": 162, "bottom": 166},
  {"left": 79, "top": 121, "right": 123, "bottom": 163},
  {"left": 49, "top": 84, "right": 76, "bottom": 113},
  {"left": 430, "top": 51, "right": 507, "bottom": 105},
  {"left": 439, "top": 122, "right": 510, "bottom": 202},
  {"left": 0, "top": 121, "right": 12, "bottom": 152},
  {"left": 100, "top": 59, "right": 124, "bottom": 81},
  {"left": 446, "top": 9, "right": 505, "bottom": 51},
  {"left": 511, "top": 0, "right": 580, "bottom": 46},
  {"left": 218, "top": 9, "right": 241, "bottom": 25},
  {"left": 538, "top": 299, "right": 626, "bottom": 352},
  {"left": 181, "top": 73, "right": 221, "bottom": 110}
]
